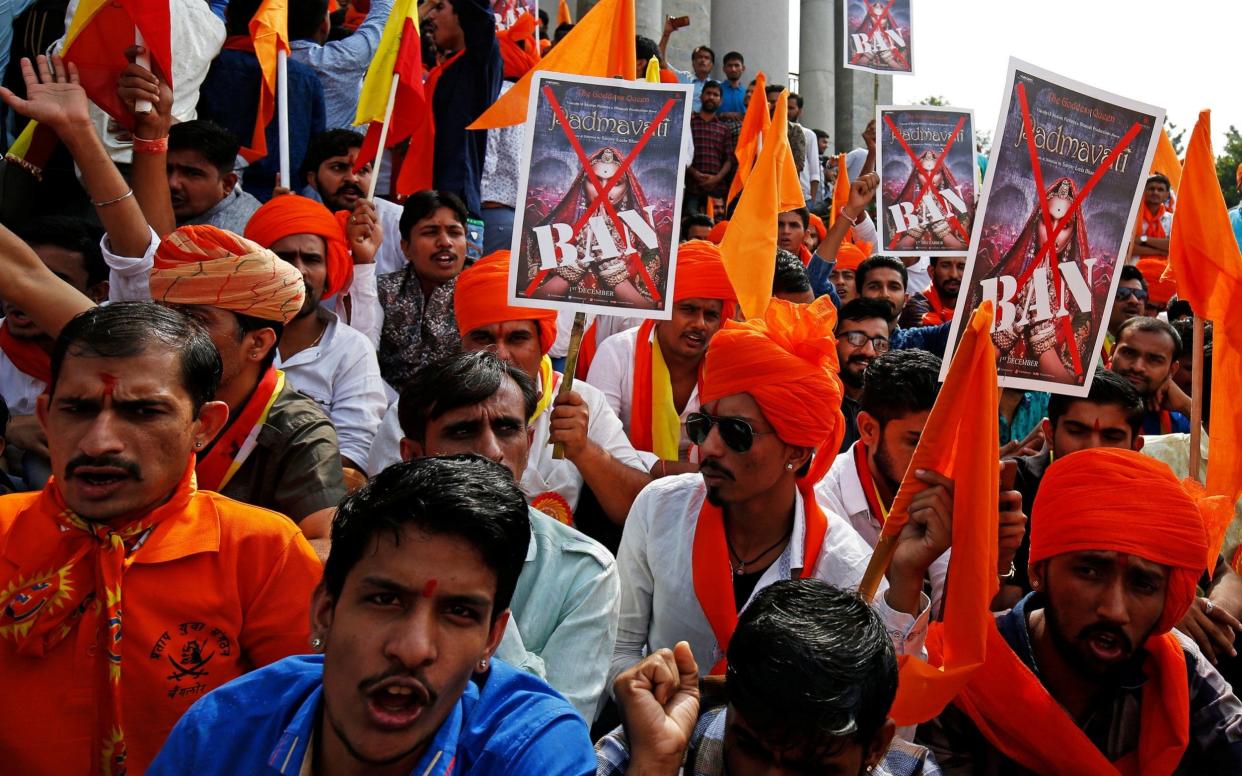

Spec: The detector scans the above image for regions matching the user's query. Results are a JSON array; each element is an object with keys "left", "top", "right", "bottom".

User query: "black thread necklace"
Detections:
[{"left": 725, "top": 523, "right": 794, "bottom": 576}]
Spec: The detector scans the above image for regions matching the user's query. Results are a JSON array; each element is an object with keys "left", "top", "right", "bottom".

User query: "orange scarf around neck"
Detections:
[{"left": 0, "top": 320, "right": 52, "bottom": 384}]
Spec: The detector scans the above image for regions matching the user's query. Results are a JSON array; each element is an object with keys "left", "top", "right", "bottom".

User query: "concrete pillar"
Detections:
[
  {"left": 633, "top": 0, "right": 664, "bottom": 40},
  {"left": 711, "top": 0, "right": 791, "bottom": 90},
  {"left": 833, "top": 0, "right": 891, "bottom": 154},
  {"left": 662, "top": 0, "right": 713, "bottom": 77},
  {"left": 798, "top": 0, "right": 835, "bottom": 142}
]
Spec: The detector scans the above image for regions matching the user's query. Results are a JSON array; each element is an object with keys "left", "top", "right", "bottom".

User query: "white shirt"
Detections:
[
  {"left": 905, "top": 257, "right": 932, "bottom": 295},
  {"left": 0, "top": 332, "right": 46, "bottom": 417},
  {"left": 480, "top": 81, "right": 523, "bottom": 209},
  {"left": 798, "top": 124, "right": 822, "bottom": 200},
  {"left": 367, "top": 372, "right": 650, "bottom": 511},
  {"left": 611, "top": 473, "right": 930, "bottom": 689},
  {"left": 274, "top": 311, "right": 387, "bottom": 469},
  {"left": 371, "top": 197, "right": 408, "bottom": 278},
  {"left": 585, "top": 325, "right": 698, "bottom": 462},
  {"left": 816, "top": 443, "right": 950, "bottom": 614}
]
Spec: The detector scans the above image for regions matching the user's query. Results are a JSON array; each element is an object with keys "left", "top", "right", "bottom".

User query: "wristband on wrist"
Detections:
[
  {"left": 132, "top": 135, "right": 168, "bottom": 155},
  {"left": 839, "top": 206, "right": 862, "bottom": 226}
]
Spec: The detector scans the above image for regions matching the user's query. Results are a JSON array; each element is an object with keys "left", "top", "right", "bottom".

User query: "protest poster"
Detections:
[
  {"left": 843, "top": 0, "right": 914, "bottom": 76},
  {"left": 509, "top": 72, "right": 693, "bottom": 320},
  {"left": 944, "top": 58, "right": 1164, "bottom": 396},
  {"left": 876, "top": 105, "right": 978, "bottom": 256}
]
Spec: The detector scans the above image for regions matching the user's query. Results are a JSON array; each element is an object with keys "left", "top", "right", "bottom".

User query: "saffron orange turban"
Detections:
[
  {"left": 244, "top": 195, "right": 355, "bottom": 300},
  {"left": 701, "top": 296, "right": 845, "bottom": 485},
  {"left": 672, "top": 240, "right": 738, "bottom": 314},
  {"left": 454, "top": 251, "right": 558, "bottom": 354},
  {"left": 1031, "top": 448, "right": 1208, "bottom": 635},
  {"left": 833, "top": 241, "right": 871, "bottom": 272},
  {"left": 150, "top": 225, "right": 305, "bottom": 324},
  {"left": 808, "top": 213, "right": 827, "bottom": 241},
  {"left": 498, "top": 12, "right": 540, "bottom": 80},
  {"left": 705, "top": 219, "right": 729, "bottom": 244},
  {"left": 1135, "top": 257, "right": 1176, "bottom": 306}
]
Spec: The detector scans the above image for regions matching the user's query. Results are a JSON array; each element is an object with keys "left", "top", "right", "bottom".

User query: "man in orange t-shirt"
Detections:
[{"left": 0, "top": 303, "right": 322, "bottom": 775}]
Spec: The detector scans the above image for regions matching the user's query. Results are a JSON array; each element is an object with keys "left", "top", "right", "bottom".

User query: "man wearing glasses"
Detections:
[
  {"left": 1103, "top": 265, "right": 1149, "bottom": 358},
  {"left": 610, "top": 297, "right": 944, "bottom": 690},
  {"left": 833, "top": 298, "right": 895, "bottom": 454}
]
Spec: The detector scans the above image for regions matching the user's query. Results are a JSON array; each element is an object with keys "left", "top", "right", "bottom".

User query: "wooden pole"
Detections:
[
  {"left": 366, "top": 76, "right": 401, "bottom": 202},
  {"left": 134, "top": 29, "right": 152, "bottom": 114},
  {"left": 859, "top": 533, "right": 898, "bottom": 602},
  {"left": 1189, "top": 315, "right": 1205, "bottom": 481},
  {"left": 277, "top": 49, "right": 291, "bottom": 190},
  {"left": 551, "top": 312, "right": 587, "bottom": 460}
]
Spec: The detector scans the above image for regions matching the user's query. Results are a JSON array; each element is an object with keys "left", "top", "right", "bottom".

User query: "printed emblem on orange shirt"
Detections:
[{"left": 150, "top": 621, "right": 233, "bottom": 701}]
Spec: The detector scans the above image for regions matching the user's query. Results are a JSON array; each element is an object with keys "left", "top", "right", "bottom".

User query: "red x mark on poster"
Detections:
[
  {"left": 850, "top": 0, "right": 909, "bottom": 70},
  {"left": 523, "top": 86, "right": 677, "bottom": 300},
  {"left": 883, "top": 112, "right": 971, "bottom": 249},
  {"left": 1006, "top": 81, "right": 1143, "bottom": 378}
]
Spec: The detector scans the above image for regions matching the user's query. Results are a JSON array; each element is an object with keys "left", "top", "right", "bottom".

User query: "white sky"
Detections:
[{"left": 885, "top": 0, "right": 1239, "bottom": 151}]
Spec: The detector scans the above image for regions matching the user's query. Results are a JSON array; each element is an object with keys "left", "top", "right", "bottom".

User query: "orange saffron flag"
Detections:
[
  {"left": 886, "top": 301, "right": 1000, "bottom": 725},
  {"left": 237, "top": 0, "right": 289, "bottom": 162},
  {"left": 829, "top": 153, "right": 849, "bottom": 226},
  {"left": 1151, "top": 127, "right": 1183, "bottom": 195},
  {"left": 469, "top": 0, "right": 634, "bottom": 129},
  {"left": 557, "top": 0, "right": 573, "bottom": 26},
  {"left": 719, "top": 89, "right": 800, "bottom": 318},
  {"left": 1166, "top": 110, "right": 1242, "bottom": 567},
  {"left": 726, "top": 71, "right": 769, "bottom": 204},
  {"left": 61, "top": 0, "right": 172, "bottom": 130}
]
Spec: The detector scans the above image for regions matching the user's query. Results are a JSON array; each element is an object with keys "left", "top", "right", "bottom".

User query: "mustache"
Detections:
[
  {"left": 359, "top": 667, "right": 438, "bottom": 707},
  {"left": 65, "top": 454, "right": 142, "bottom": 480},
  {"left": 335, "top": 182, "right": 364, "bottom": 198},
  {"left": 700, "top": 459, "right": 735, "bottom": 481},
  {"left": 1078, "top": 623, "right": 1134, "bottom": 654}
]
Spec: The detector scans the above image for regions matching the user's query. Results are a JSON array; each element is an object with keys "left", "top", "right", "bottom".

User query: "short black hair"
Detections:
[
  {"left": 1116, "top": 315, "right": 1182, "bottom": 360},
  {"left": 1147, "top": 173, "right": 1172, "bottom": 190},
  {"left": 50, "top": 303, "right": 222, "bottom": 415},
  {"left": 723, "top": 51, "right": 744, "bottom": 65},
  {"left": 1172, "top": 319, "right": 1213, "bottom": 426},
  {"left": 1166, "top": 298, "right": 1194, "bottom": 321},
  {"left": 727, "top": 580, "right": 897, "bottom": 755},
  {"left": 554, "top": 22, "right": 574, "bottom": 41},
  {"left": 1047, "top": 368, "right": 1144, "bottom": 437},
  {"left": 814, "top": 128, "right": 830, "bottom": 142},
  {"left": 399, "top": 351, "right": 537, "bottom": 444},
  {"left": 398, "top": 190, "right": 469, "bottom": 242},
  {"left": 836, "top": 298, "right": 894, "bottom": 330},
  {"left": 636, "top": 35, "right": 660, "bottom": 66},
  {"left": 789, "top": 92, "right": 805, "bottom": 109},
  {"left": 788, "top": 206, "right": 810, "bottom": 229},
  {"left": 1119, "top": 264, "right": 1146, "bottom": 289},
  {"left": 322, "top": 455, "right": 531, "bottom": 617},
  {"left": 772, "top": 249, "right": 811, "bottom": 295},
  {"left": 224, "top": 0, "right": 263, "bottom": 36},
  {"left": 856, "top": 256, "right": 908, "bottom": 295},
  {"left": 288, "top": 0, "right": 329, "bottom": 41},
  {"left": 15, "top": 216, "right": 107, "bottom": 289},
  {"left": 301, "top": 128, "right": 365, "bottom": 181},
  {"left": 764, "top": 83, "right": 785, "bottom": 97},
  {"left": 701, "top": 79, "right": 722, "bottom": 94},
  {"left": 234, "top": 312, "right": 285, "bottom": 372},
  {"left": 681, "top": 213, "right": 714, "bottom": 238},
  {"left": 692, "top": 45, "right": 715, "bottom": 62},
  {"left": 860, "top": 349, "right": 941, "bottom": 426},
  {"left": 168, "top": 120, "right": 240, "bottom": 174}
]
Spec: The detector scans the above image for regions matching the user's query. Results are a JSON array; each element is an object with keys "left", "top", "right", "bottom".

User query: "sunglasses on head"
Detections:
[
  {"left": 686, "top": 412, "right": 775, "bottom": 453},
  {"left": 1116, "top": 287, "right": 1149, "bottom": 302}
]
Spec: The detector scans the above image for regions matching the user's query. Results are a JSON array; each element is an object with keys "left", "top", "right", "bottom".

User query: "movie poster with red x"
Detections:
[
  {"left": 509, "top": 72, "right": 693, "bottom": 320},
  {"left": 876, "top": 106, "right": 977, "bottom": 256},
  {"left": 843, "top": 0, "right": 913, "bottom": 76},
  {"left": 944, "top": 58, "right": 1164, "bottom": 396}
]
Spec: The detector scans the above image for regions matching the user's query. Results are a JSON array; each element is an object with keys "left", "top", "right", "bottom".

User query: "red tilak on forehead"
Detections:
[
  {"left": 422, "top": 579, "right": 438, "bottom": 598},
  {"left": 100, "top": 373, "right": 117, "bottom": 397},
  {"left": 1093, "top": 418, "right": 1101, "bottom": 432}
]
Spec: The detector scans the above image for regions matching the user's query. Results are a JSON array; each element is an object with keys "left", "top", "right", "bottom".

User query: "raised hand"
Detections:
[
  {"left": 614, "top": 641, "right": 701, "bottom": 774},
  {"left": 0, "top": 55, "right": 91, "bottom": 135},
  {"left": 117, "top": 46, "right": 172, "bottom": 140}
]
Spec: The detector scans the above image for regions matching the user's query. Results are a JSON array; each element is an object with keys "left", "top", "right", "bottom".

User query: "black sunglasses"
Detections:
[
  {"left": 1116, "top": 287, "right": 1149, "bottom": 302},
  {"left": 686, "top": 412, "right": 775, "bottom": 453}
]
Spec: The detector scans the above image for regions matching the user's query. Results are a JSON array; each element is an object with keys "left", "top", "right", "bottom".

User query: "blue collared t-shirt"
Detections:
[{"left": 148, "top": 654, "right": 596, "bottom": 775}]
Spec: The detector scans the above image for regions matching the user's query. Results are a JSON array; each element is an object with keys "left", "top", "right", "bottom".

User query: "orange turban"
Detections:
[
  {"left": 1031, "top": 448, "right": 1208, "bottom": 635},
  {"left": 498, "top": 12, "right": 540, "bottom": 80},
  {"left": 244, "top": 195, "right": 354, "bottom": 299},
  {"left": 1136, "top": 257, "right": 1176, "bottom": 306},
  {"left": 701, "top": 296, "right": 845, "bottom": 485},
  {"left": 673, "top": 240, "right": 738, "bottom": 317},
  {"left": 705, "top": 219, "right": 729, "bottom": 244},
  {"left": 454, "top": 251, "right": 558, "bottom": 354},
  {"left": 150, "top": 225, "right": 305, "bottom": 324},
  {"left": 808, "top": 213, "right": 827, "bottom": 241},
  {"left": 832, "top": 240, "right": 872, "bottom": 272}
]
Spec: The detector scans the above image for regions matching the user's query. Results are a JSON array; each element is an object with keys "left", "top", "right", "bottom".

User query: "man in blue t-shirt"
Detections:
[
  {"left": 1109, "top": 316, "right": 1192, "bottom": 435},
  {"left": 150, "top": 456, "right": 596, "bottom": 776}
]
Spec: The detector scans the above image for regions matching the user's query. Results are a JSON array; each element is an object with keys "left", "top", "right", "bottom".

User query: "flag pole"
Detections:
[
  {"left": 366, "top": 76, "right": 401, "bottom": 202},
  {"left": 277, "top": 49, "right": 291, "bottom": 190},
  {"left": 134, "top": 29, "right": 152, "bottom": 114},
  {"left": 1189, "top": 315, "right": 1205, "bottom": 480},
  {"left": 551, "top": 312, "right": 587, "bottom": 460}
]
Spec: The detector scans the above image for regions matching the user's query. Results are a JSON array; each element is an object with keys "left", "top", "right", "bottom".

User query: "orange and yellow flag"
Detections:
[
  {"left": 470, "top": 0, "right": 634, "bottom": 129},
  {"left": 235, "top": 0, "right": 289, "bottom": 162},
  {"left": 887, "top": 301, "right": 1000, "bottom": 725},
  {"left": 1165, "top": 111, "right": 1242, "bottom": 567}
]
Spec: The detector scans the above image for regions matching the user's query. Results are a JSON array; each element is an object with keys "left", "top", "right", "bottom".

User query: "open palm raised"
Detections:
[{"left": 0, "top": 55, "right": 92, "bottom": 134}]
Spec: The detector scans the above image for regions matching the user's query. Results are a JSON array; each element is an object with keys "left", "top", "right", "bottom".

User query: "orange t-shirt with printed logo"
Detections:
[{"left": 0, "top": 483, "right": 322, "bottom": 774}]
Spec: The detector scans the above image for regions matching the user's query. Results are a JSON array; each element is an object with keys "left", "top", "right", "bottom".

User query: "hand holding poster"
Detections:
[
  {"left": 944, "top": 58, "right": 1164, "bottom": 396},
  {"left": 877, "top": 106, "right": 978, "bottom": 256},
  {"left": 509, "top": 72, "right": 693, "bottom": 320},
  {"left": 844, "top": 0, "right": 914, "bottom": 75}
]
